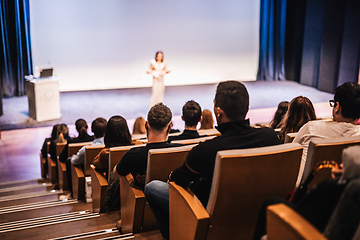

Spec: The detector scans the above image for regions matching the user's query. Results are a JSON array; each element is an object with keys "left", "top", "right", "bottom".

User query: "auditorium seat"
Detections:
[
  {"left": 71, "top": 145, "right": 104, "bottom": 200},
  {"left": 197, "top": 128, "right": 221, "bottom": 136},
  {"left": 47, "top": 142, "right": 66, "bottom": 184},
  {"left": 120, "top": 144, "right": 196, "bottom": 234},
  {"left": 267, "top": 203, "right": 327, "bottom": 240},
  {"left": 40, "top": 142, "right": 50, "bottom": 179},
  {"left": 171, "top": 135, "right": 216, "bottom": 145},
  {"left": 169, "top": 143, "right": 303, "bottom": 240},
  {"left": 301, "top": 135, "right": 360, "bottom": 190},
  {"left": 57, "top": 141, "right": 92, "bottom": 190},
  {"left": 91, "top": 144, "right": 145, "bottom": 213}
]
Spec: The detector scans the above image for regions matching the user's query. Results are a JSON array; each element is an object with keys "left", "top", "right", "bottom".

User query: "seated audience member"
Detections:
[
  {"left": 253, "top": 145, "right": 360, "bottom": 240},
  {"left": 41, "top": 124, "right": 60, "bottom": 174},
  {"left": 113, "top": 103, "right": 183, "bottom": 189},
  {"left": 199, "top": 109, "right": 214, "bottom": 130},
  {"left": 144, "top": 81, "right": 280, "bottom": 239},
  {"left": 168, "top": 100, "right": 204, "bottom": 142},
  {"left": 293, "top": 82, "right": 360, "bottom": 186},
  {"left": 65, "top": 117, "right": 107, "bottom": 195},
  {"left": 41, "top": 124, "right": 60, "bottom": 159},
  {"left": 277, "top": 96, "right": 316, "bottom": 143},
  {"left": 49, "top": 123, "right": 70, "bottom": 161},
  {"left": 70, "top": 118, "right": 107, "bottom": 166},
  {"left": 92, "top": 115, "right": 133, "bottom": 176},
  {"left": 59, "top": 119, "right": 94, "bottom": 163},
  {"left": 269, "top": 101, "right": 289, "bottom": 129},
  {"left": 132, "top": 117, "right": 146, "bottom": 134}
]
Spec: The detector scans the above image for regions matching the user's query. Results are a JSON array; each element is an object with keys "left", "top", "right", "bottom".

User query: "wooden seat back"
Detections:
[
  {"left": 109, "top": 144, "right": 145, "bottom": 181},
  {"left": 302, "top": 135, "right": 360, "bottom": 188},
  {"left": 47, "top": 142, "right": 66, "bottom": 184},
  {"left": 68, "top": 141, "right": 92, "bottom": 157},
  {"left": 267, "top": 203, "right": 327, "bottom": 240},
  {"left": 197, "top": 128, "right": 221, "bottom": 137},
  {"left": 56, "top": 142, "right": 67, "bottom": 158},
  {"left": 169, "top": 143, "right": 303, "bottom": 240},
  {"left": 145, "top": 144, "right": 197, "bottom": 184},
  {"left": 120, "top": 144, "right": 196, "bottom": 234},
  {"left": 84, "top": 145, "right": 105, "bottom": 176},
  {"left": 171, "top": 135, "right": 216, "bottom": 145}
]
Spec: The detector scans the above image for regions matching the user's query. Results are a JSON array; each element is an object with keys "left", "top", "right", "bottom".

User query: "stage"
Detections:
[{"left": 1, "top": 80, "right": 333, "bottom": 131}]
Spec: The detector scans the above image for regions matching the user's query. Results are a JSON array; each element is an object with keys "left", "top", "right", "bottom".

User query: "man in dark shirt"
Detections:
[
  {"left": 144, "top": 80, "right": 280, "bottom": 239},
  {"left": 113, "top": 103, "right": 183, "bottom": 189},
  {"left": 167, "top": 100, "right": 205, "bottom": 142}
]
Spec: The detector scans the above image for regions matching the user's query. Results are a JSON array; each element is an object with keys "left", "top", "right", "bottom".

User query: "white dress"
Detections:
[{"left": 148, "top": 59, "right": 167, "bottom": 107}]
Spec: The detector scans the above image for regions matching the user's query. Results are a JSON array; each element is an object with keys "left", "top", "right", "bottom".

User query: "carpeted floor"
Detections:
[{"left": 1, "top": 80, "right": 333, "bottom": 131}]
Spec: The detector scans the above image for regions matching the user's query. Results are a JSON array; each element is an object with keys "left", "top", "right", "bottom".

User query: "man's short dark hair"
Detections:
[
  {"left": 334, "top": 82, "right": 360, "bottom": 120},
  {"left": 91, "top": 117, "right": 108, "bottom": 138},
  {"left": 214, "top": 80, "right": 249, "bottom": 121},
  {"left": 147, "top": 103, "right": 172, "bottom": 131},
  {"left": 182, "top": 100, "right": 202, "bottom": 127}
]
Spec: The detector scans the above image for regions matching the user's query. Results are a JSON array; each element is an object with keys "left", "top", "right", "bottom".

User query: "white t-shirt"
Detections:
[{"left": 293, "top": 120, "right": 360, "bottom": 186}]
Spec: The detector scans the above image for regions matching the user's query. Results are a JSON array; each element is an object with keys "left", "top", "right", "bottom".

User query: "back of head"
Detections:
[
  {"left": 51, "top": 124, "right": 60, "bottom": 140},
  {"left": 270, "top": 101, "right": 289, "bottom": 129},
  {"left": 56, "top": 123, "right": 69, "bottom": 143},
  {"left": 182, "top": 100, "right": 202, "bottom": 127},
  {"left": 200, "top": 109, "right": 214, "bottom": 129},
  {"left": 147, "top": 103, "right": 172, "bottom": 131},
  {"left": 104, "top": 115, "right": 132, "bottom": 148},
  {"left": 133, "top": 117, "right": 146, "bottom": 134},
  {"left": 91, "top": 117, "right": 107, "bottom": 138},
  {"left": 214, "top": 80, "right": 249, "bottom": 121},
  {"left": 279, "top": 96, "right": 316, "bottom": 139},
  {"left": 334, "top": 82, "right": 360, "bottom": 120},
  {"left": 75, "top": 119, "right": 88, "bottom": 138}
]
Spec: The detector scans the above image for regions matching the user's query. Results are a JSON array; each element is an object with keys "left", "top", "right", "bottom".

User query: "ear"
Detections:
[
  {"left": 181, "top": 116, "right": 184, "bottom": 121},
  {"left": 334, "top": 102, "right": 341, "bottom": 114},
  {"left": 214, "top": 107, "right": 223, "bottom": 118},
  {"left": 167, "top": 123, "right": 171, "bottom": 133},
  {"left": 199, "top": 116, "right": 203, "bottom": 123},
  {"left": 145, "top": 121, "right": 149, "bottom": 130}
]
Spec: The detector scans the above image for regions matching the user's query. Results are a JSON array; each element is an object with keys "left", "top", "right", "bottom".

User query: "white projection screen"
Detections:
[{"left": 30, "top": 0, "right": 260, "bottom": 92}]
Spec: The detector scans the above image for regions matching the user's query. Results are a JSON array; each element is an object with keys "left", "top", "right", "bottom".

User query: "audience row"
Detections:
[{"left": 40, "top": 80, "right": 360, "bottom": 240}]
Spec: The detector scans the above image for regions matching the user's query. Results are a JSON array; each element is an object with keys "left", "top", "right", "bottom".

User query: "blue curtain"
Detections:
[
  {"left": 257, "top": 0, "right": 287, "bottom": 81},
  {"left": 0, "top": 0, "right": 32, "bottom": 111}
]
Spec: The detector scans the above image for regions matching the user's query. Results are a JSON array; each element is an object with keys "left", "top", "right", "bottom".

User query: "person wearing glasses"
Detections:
[{"left": 293, "top": 82, "right": 360, "bottom": 187}]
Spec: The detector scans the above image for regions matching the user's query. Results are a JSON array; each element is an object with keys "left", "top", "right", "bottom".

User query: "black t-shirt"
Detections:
[
  {"left": 116, "top": 141, "right": 183, "bottom": 188},
  {"left": 167, "top": 129, "right": 205, "bottom": 142},
  {"left": 170, "top": 119, "right": 280, "bottom": 207}
]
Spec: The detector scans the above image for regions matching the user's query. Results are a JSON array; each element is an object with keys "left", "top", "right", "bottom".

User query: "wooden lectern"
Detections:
[{"left": 26, "top": 76, "right": 61, "bottom": 122}]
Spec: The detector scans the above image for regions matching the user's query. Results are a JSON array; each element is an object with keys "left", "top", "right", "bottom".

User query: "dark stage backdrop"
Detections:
[{"left": 285, "top": 0, "right": 360, "bottom": 92}]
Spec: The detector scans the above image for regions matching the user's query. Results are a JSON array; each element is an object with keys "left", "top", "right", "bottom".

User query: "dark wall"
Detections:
[{"left": 284, "top": 0, "right": 360, "bottom": 93}]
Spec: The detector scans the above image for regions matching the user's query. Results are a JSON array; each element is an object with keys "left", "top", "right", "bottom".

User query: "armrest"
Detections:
[
  {"left": 169, "top": 182, "right": 210, "bottom": 240},
  {"left": 47, "top": 157, "right": 57, "bottom": 184},
  {"left": 90, "top": 164, "right": 108, "bottom": 213},
  {"left": 267, "top": 203, "right": 327, "bottom": 240},
  {"left": 57, "top": 159, "right": 68, "bottom": 190},
  {"left": 40, "top": 152, "right": 47, "bottom": 179},
  {"left": 120, "top": 174, "right": 146, "bottom": 234},
  {"left": 71, "top": 163, "right": 85, "bottom": 200}
]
